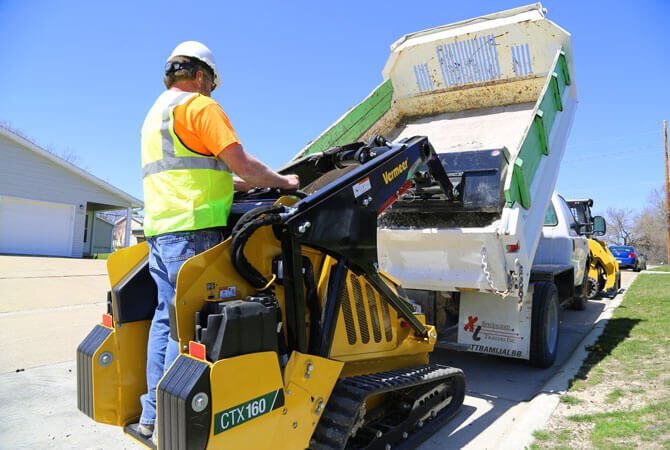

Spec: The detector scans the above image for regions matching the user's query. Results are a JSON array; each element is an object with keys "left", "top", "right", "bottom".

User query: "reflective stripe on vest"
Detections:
[
  {"left": 142, "top": 92, "right": 230, "bottom": 178},
  {"left": 141, "top": 91, "right": 234, "bottom": 236}
]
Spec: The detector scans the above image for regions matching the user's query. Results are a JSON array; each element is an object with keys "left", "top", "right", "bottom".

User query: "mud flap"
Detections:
[{"left": 457, "top": 291, "right": 531, "bottom": 359}]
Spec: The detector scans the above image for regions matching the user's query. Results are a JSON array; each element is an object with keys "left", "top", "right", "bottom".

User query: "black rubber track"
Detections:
[{"left": 310, "top": 364, "right": 465, "bottom": 450}]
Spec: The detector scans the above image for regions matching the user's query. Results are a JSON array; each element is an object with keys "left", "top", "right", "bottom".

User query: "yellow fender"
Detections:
[
  {"left": 587, "top": 238, "right": 620, "bottom": 298},
  {"left": 78, "top": 242, "right": 152, "bottom": 426},
  {"left": 202, "top": 351, "right": 343, "bottom": 449}
]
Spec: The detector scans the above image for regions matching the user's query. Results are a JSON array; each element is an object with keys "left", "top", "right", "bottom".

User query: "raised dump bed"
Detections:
[{"left": 293, "top": 3, "right": 578, "bottom": 363}]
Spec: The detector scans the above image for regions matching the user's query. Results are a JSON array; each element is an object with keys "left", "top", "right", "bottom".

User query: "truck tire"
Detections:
[{"left": 529, "top": 282, "right": 559, "bottom": 368}]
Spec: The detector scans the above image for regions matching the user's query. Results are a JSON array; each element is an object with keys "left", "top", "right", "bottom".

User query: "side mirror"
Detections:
[
  {"left": 593, "top": 216, "right": 606, "bottom": 236},
  {"left": 572, "top": 222, "right": 592, "bottom": 236}
]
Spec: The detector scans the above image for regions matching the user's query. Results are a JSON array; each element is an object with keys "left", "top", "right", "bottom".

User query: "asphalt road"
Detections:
[{"left": 0, "top": 256, "right": 639, "bottom": 449}]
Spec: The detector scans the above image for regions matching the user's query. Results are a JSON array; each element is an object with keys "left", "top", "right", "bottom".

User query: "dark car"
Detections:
[{"left": 609, "top": 245, "right": 646, "bottom": 271}]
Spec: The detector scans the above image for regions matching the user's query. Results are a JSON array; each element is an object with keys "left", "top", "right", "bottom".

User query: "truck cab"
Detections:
[{"left": 534, "top": 193, "right": 590, "bottom": 305}]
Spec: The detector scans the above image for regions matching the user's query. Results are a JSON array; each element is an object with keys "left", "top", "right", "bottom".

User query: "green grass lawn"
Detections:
[
  {"left": 649, "top": 264, "right": 670, "bottom": 272},
  {"left": 531, "top": 272, "right": 670, "bottom": 449},
  {"left": 567, "top": 400, "right": 670, "bottom": 448}
]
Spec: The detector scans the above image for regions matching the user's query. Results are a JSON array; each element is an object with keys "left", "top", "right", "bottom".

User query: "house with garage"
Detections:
[
  {"left": 0, "top": 125, "right": 143, "bottom": 257},
  {"left": 113, "top": 215, "right": 145, "bottom": 249}
]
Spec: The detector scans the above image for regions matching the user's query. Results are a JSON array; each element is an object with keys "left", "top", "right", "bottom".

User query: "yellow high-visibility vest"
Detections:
[{"left": 141, "top": 91, "right": 233, "bottom": 237}]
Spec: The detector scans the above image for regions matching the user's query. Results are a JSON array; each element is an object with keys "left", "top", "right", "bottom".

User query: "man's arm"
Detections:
[{"left": 219, "top": 143, "right": 299, "bottom": 190}]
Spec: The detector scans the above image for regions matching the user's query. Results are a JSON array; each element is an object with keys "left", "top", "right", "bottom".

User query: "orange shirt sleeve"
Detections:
[{"left": 173, "top": 94, "right": 240, "bottom": 156}]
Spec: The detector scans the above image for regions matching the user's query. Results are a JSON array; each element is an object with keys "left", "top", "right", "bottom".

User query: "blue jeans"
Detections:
[{"left": 139, "top": 229, "right": 224, "bottom": 426}]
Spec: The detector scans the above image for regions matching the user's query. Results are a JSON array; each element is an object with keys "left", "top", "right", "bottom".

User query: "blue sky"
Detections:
[{"left": 1, "top": 0, "right": 668, "bottom": 215}]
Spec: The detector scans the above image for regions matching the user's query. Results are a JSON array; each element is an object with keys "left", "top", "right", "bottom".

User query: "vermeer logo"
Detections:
[{"left": 382, "top": 159, "right": 409, "bottom": 184}]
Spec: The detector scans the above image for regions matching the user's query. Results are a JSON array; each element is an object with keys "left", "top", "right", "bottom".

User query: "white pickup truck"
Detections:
[{"left": 535, "top": 192, "right": 590, "bottom": 310}]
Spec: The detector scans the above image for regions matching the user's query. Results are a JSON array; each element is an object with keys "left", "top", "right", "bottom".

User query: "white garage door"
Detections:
[{"left": 0, "top": 196, "right": 75, "bottom": 257}]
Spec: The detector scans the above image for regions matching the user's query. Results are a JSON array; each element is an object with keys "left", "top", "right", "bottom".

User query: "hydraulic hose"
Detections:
[
  {"left": 230, "top": 205, "right": 287, "bottom": 290},
  {"left": 231, "top": 204, "right": 285, "bottom": 237}
]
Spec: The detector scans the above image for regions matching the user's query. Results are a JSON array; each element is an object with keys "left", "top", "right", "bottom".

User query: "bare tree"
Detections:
[
  {"left": 605, "top": 207, "right": 635, "bottom": 246},
  {"left": 0, "top": 120, "right": 30, "bottom": 140},
  {"left": 632, "top": 187, "right": 668, "bottom": 263},
  {"left": 45, "top": 144, "right": 82, "bottom": 165},
  {"left": 599, "top": 188, "right": 667, "bottom": 263},
  {"left": 0, "top": 121, "right": 83, "bottom": 166}
]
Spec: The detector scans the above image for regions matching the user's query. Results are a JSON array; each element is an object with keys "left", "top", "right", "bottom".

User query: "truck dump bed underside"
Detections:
[{"left": 389, "top": 102, "right": 535, "bottom": 156}]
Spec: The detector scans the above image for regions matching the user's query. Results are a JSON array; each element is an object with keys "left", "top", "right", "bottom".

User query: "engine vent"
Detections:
[
  {"left": 341, "top": 280, "right": 357, "bottom": 345},
  {"left": 341, "top": 274, "right": 394, "bottom": 345},
  {"left": 364, "top": 284, "right": 383, "bottom": 343},
  {"left": 350, "top": 275, "right": 370, "bottom": 344}
]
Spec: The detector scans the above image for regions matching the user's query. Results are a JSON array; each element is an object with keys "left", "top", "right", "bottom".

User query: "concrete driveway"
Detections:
[
  {"left": 0, "top": 256, "right": 639, "bottom": 449},
  {"left": 0, "top": 255, "right": 138, "bottom": 449},
  {"left": 0, "top": 255, "right": 109, "bottom": 372}
]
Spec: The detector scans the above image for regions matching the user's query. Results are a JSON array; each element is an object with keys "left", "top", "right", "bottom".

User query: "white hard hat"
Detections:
[{"left": 167, "top": 41, "right": 220, "bottom": 89}]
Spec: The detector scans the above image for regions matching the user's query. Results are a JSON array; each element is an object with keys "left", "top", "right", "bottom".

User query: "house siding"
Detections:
[
  {"left": 91, "top": 217, "right": 114, "bottom": 254},
  {"left": 0, "top": 133, "right": 138, "bottom": 257}
]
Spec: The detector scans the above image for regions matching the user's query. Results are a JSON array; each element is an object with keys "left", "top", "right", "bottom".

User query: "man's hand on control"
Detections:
[
  {"left": 233, "top": 174, "right": 299, "bottom": 192},
  {"left": 281, "top": 174, "right": 300, "bottom": 190},
  {"left": 233, "top": 176, "right": 252, "bottom": 192}
]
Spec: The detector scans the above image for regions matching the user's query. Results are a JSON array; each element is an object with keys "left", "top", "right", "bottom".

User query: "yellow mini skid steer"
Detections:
[
  {"left": 77, "top": 135, "right": 465, "bottom": 450},
  {"left": 586, "top": 238, "right": 620, "bottom": 299},
  {"left": 566, "top": 199, "right": 621, "bottom": 299}
]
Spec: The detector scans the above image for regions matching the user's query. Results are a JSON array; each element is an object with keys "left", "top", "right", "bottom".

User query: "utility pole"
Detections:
[{"left": 665, "top": 120, "right": 670, "bottom": 264}]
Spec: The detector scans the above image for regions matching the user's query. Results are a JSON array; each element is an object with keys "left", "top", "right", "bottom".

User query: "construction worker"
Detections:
[{"left": 137, "top": 40, "right": 299, "bottom": 440}]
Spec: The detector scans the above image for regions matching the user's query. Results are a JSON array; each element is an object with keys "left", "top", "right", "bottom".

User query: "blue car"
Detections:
[{"left": 609, "top": 245, "right": 645, "bottom": 271}]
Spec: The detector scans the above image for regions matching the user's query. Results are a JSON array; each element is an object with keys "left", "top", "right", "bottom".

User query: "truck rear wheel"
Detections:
[{"left": 529, "top": 282, "right": 559, "bottom": 368}]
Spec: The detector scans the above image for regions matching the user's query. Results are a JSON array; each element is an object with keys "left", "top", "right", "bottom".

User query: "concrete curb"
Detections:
[{"left": 498, "top": 288, "right": 628, "bottom": 449}]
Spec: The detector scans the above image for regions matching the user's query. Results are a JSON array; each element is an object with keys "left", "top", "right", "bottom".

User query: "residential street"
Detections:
[{"left": 0, "top": 256, "right": 639, "bottom": 449}]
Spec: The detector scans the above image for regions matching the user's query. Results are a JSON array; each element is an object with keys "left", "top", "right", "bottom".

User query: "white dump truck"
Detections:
[{"left": 293, "top": 4, "right": 580, "bottom": 367}]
